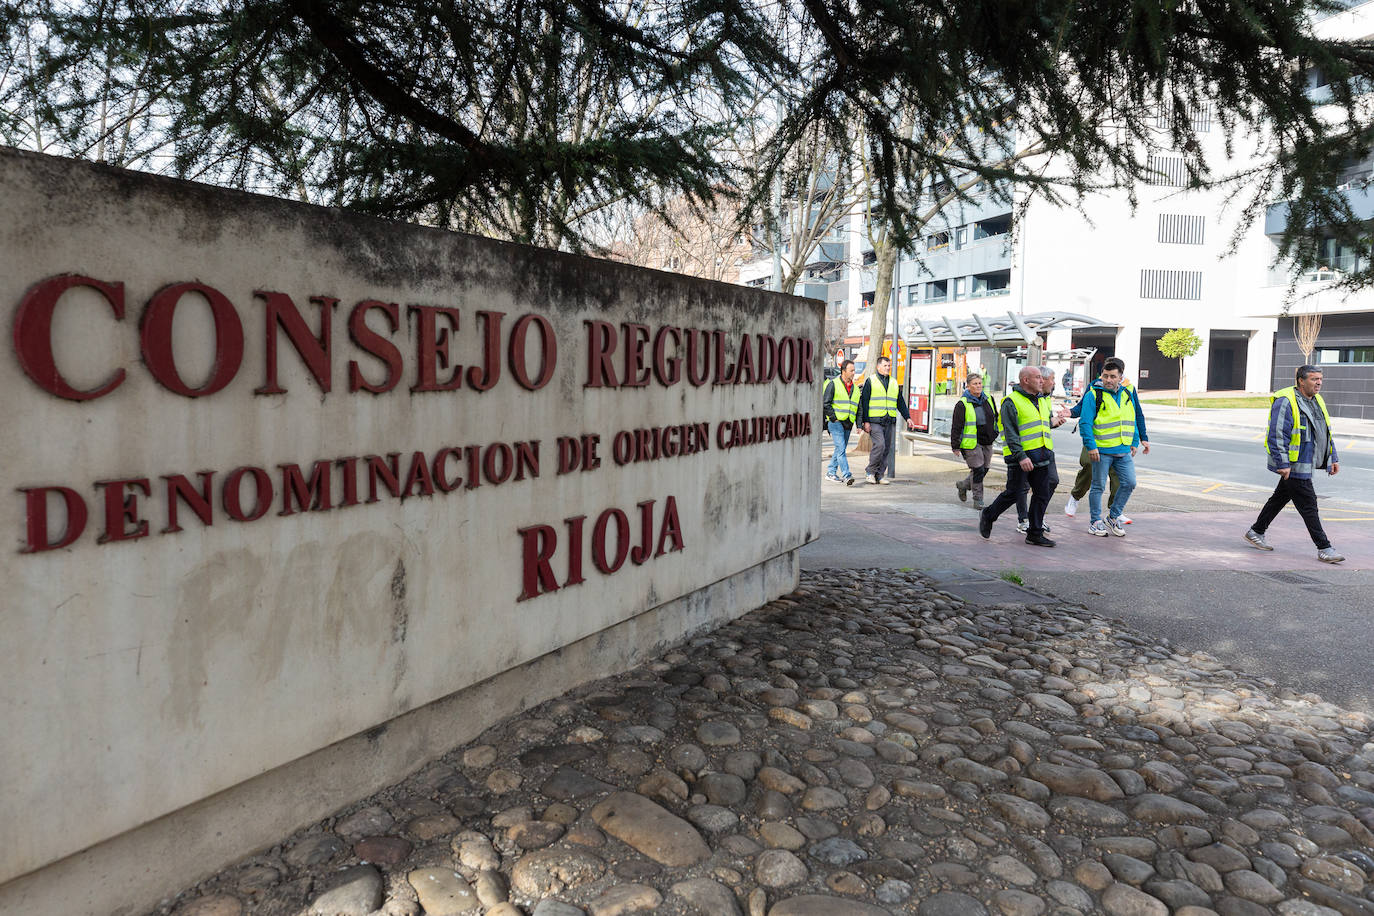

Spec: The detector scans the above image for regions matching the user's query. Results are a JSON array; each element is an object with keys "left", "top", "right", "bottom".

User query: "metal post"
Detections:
[{"left": 889, "top": 253, "right": 901, "bottom": 479}]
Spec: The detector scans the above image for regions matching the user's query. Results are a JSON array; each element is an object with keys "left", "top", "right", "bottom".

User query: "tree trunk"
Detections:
[
  {"left": 859, "top": 232, "right": 898, "bottom": 375},
  {"left": 1178, "top": 362, "right": 1187, "bottom": 411}
]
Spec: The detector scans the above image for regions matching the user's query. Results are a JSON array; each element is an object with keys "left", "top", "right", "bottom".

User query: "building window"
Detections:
[
  {"left": 925, "top": 280, "right": 948, "bottom": 302},
  {"left": 1317, "top": 346, "right": 1374, "bottom": 364},
  {"left": 862, "top": 250, "right": 877, "bottom": 266},
  {"left": 954, "top": 226, "right": 969, "bottom": 248},
  {"left": 1146, "top": 155, "right": 1190, "bottom": 186},
  {"left": 926, "top": 231, "right": 950, "bottom": 252},
  {"left": 1158, "top": 214, "right": 1205, "bottom": 244},
  {"left": 1139, "top": 269, "right": 1203, "bottom": 299},
  {"left": 953, "top": 277, "right": 966, "bottom": 299},
  {"left": 1155, "top": 101, "right": 1213, "bottom": 132},
  {"left": 907, "top": 286, "right": 920, "bottom": 307}
]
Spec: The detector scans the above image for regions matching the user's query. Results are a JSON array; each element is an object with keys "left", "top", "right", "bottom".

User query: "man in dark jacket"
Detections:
[
  {"left": 950, "top": 373, "right": 999, "bottom": 509},
  {"left": 1245, "top": 365, "right": 1344, "bottom": 562},
  {"left": 857, "top": 355, "right": 917, "bottom": 485}
]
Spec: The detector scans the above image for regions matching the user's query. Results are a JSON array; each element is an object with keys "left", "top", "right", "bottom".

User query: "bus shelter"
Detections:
[{"left": 900, "top": 311, "right": 1115, "bottom": 438}]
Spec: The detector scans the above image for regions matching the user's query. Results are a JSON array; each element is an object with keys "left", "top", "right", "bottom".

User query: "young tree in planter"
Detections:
[{"left": 1156, "top": 328, "right": 1204, "bottom": 411}]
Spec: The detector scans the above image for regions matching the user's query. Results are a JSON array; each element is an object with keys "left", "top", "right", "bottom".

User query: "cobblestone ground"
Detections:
[{"left": 161, "top": 570, "right": 1374, "bottom": 916}]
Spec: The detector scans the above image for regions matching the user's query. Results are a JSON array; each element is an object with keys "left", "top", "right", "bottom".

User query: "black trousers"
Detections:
[
  {"left": 1252, "top": 475, "right": 1331, "bottom": 550},
  {"left": 986, "top": 462, "right": 1056, "bottom": 536}
]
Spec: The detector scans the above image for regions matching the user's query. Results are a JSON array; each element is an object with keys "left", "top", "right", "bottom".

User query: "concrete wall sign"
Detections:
[{"left": 0, "top": 147, "right": 821, "bottom": 899}]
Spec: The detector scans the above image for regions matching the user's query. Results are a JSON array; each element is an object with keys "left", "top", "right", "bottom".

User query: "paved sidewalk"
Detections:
[{"left": 802, "top": 445, "right": 1374, "bottom": 714}]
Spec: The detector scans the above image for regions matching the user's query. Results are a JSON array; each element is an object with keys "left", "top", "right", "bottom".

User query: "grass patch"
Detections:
[
  {"left": 999, "top": 569, "right": 1024, "bottom": 585},
  {"left": 1142, "top": 396, "right": 1271, "bottom": 408}
]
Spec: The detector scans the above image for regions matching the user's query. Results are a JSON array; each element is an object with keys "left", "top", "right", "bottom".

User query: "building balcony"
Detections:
[
  {"left": 1266, "top": 185, "right": 1374, "bottom": 234},
  {"left": 970, "top": 287, "right": 1011, "bottom": 299}
]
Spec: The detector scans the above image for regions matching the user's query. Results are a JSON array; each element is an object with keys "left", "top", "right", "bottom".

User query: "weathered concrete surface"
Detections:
[{"left": 0, "top": 146, "right": 820, "bottom": 905}]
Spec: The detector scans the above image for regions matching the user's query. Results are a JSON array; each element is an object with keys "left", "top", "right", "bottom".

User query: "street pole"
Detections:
[{"left": 889, "top": 253, "right": 901, "bottom": 480}]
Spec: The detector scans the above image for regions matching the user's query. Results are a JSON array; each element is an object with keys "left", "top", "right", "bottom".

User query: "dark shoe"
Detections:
[
  {"left": 1025, "top": 534, "right": 1057, "bottom": 547},
  {"left": 978, "top": 509, "right": 993, "bottom": 539},
  {"left": 956, "top": 480, "right": 968, "bottom": 502},
  {"left": 844, "top": 476, "right": 855, "bottom": 487}
]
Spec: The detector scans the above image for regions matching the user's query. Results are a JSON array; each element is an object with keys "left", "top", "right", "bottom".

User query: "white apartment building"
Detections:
[{"left": 744, "top": 0, "right": 1374, "bottom": 420}]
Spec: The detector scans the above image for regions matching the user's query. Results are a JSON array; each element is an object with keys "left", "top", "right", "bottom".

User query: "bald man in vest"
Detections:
[{"left": 979, "top": 366, "right": 1061, "bottom": 546}]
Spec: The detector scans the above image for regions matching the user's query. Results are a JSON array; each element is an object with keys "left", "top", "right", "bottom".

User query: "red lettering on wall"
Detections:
[
  {"left": 756, "top": 335, "right": 777, "bottom": 383},
  {"left": 797, "top": 338, "right": 815, "bottom": 383},
  {"left": 631, "top": 499, "right": 654, "bottom": 564},
  {"left": 13, "top": 275, "right": 127, "bottom": 401},
  {"left": 685, "top": 328, "right": 711, "bottom": 386},
  {"left": 517, "top": 524, "right": 559, "bottom": 601},
  {"left": 734, "top": 334, "right": 755, "bottom": 384},
  {"left": 140, "top": 282, "right": 245, "bottom": 397},
  {"left": 256, "top": 292, "right": 335, "bottom": 394},
  {"left": 622, "top": 323, "right": 650, "bottom": 388},
  {"left": 366, "top": 454, "right": 402, "bottom": 503},
  {"left": 223, "top": 466, "right": 273, "bottom": 521},
  {"left": 402, "top": 450, "right": 436, "bottom": 497},
  {"left": 279, "top": 461, "right": 333, "bottom": 515},
  {"left": 433, "top": 447, "right": 463, "bottom": 493},
  {"left": 20, "top": 486, "right": 88, "bottom": 553},
  {"left": 347, "top": 300, "right": 403, "bottom": 393},
  {"left": 162, "top": 471, "right": 215, "bottom": 533},
  {"left": 337, "top": 456, "right": 361, "bottom": 506},
  {"left": 584, "top": 320, "right": 619, "bottom": 388},
  {"left": 483, "top": 443, "right": 512, "bottom": 485},
  {"left": 565, "top": 514, "right": 586, "bottom": 587},
  {"left": 410, "top": 305, "right": 463, "bottom": 392},
  {"left": 652, "top": 327, "right": 682, "bottom": 386},
  {"left": 592, "top": 507, "right": 630, "bottom": 574},
  {"left": 96, "top": 477, "right": 151, "bottom": 542},
  {"left": 778, "top": 337, "right": 797, "bottom": 382},
  {"left": 467, "top": 310, "right": 504, "bottom": 392},
  {"left": 656, "top": 494, "right": 685, "bottom": 556},
  {"left": 510, "top": 313, "right": 555, "bottom": 391}
]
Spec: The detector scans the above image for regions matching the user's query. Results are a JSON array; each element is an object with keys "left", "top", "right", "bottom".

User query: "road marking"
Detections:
[
  {"left": 1201, "top": 483, "right": 1224, "bottom": 493},
  {"left": 1326, "top": 517, "right": 1374, "bottom": 522},
  {"left": 1252, "top": 433, "right": 1265, "bottom": 441}
]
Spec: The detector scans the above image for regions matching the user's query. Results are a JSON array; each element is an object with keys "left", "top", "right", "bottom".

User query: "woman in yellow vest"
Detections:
[{"left": 950, "top": 373, "right": 999, "bottom": 509}]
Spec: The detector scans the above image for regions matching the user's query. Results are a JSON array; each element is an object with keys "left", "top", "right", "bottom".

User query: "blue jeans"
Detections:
[
  {"left": 827, "top": 422, "right": 853, "bottom": 478},
  {"left": 1089, "top": 451, "right": 1136, "bottom": 522}
]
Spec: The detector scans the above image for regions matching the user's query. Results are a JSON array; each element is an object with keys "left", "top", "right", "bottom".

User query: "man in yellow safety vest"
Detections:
[
  {"left": 978, "top": 366, "right": 1060, "bottom": 546},
  {"left": 823, "top": 360, "right": 859, "bottom": 485},
  {"left": 1244, "top": 365, "right": 1344, "bottom": 562},
  {"left": 857, "top": 355, "right": 918, "bottom": 485}
]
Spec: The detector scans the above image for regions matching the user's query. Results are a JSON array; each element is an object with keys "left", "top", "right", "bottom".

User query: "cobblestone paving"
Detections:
[{"left": 159, "top": 570, "right": 1374, "bottom": 916}]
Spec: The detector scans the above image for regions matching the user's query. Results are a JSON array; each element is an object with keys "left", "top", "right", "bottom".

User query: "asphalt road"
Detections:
[{"left": 1045, "top": 422, "right": 1374, "bottom": 505}]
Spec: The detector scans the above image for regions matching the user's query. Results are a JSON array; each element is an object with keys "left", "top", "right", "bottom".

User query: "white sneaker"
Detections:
[
  {"left": 865, "top": 474, "right": 878, "bottom": 484},
  {"left": 1088, "top": 520, "right": 1109, "bottom": 537},
  {"left": 1064, "top": 496, "right": 1078, "bottom": 518},
  {"left": 1106, "top": 516, "right": 1127, "bottom": 537},
  {"left": 1016, "top": 521, "right": 1029, "bottom": 534},
  {"left": 1118, "top": 514, "right": 1132, "bottom": 525}
]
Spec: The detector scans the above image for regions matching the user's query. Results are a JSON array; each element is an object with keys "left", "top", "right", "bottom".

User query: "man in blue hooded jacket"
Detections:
[{"left": 1244, "top": 365, "right": 1344, "bottom": 563}]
